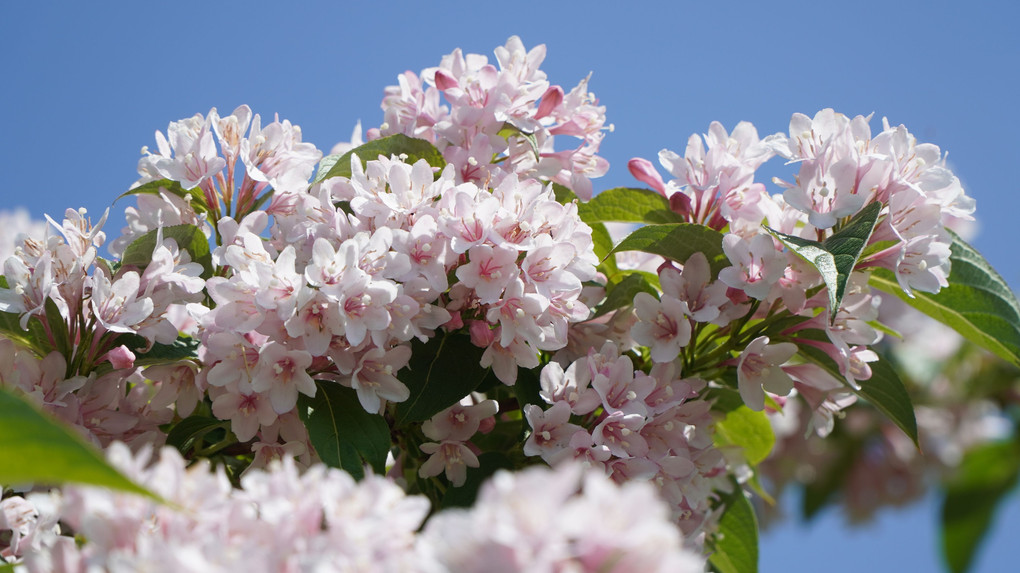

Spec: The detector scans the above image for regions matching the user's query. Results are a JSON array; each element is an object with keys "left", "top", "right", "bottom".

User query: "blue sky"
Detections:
[{"left": 3, "top": 1, "right": 1018, "bottom": 570}]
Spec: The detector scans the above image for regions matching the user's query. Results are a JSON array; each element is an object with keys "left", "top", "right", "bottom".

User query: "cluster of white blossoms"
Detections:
[
  {"left": 0, "top": 36, "right": 1000, "bottom": 573},
  {"left": 525, "top": 340, "right": 729, "bottom": 540},
  {"left": 1, "top": 445, "right": 704, "bottom": 572},
  {"left": 376, "top": 36, "right": 609, "bottom": 200}
]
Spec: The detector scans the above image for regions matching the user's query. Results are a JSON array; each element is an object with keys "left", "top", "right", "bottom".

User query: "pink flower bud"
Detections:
[
  {"left": 104, "top": 345, "right": 136, "bottom": 370},
  {"left": 627, "top": 157, "right": 667, "bottom": 195},
  {"left": 669, "top": 192, "right": 692, "bottom": 218},
  {"left": 434, "top": 70, "right": 459, "bottom": 91},
  {"left": 535, "top": 85, "right": 564, "bottom": 119},
  {"left": 468, "top": 320, "right": 496, "bottom": 348}
]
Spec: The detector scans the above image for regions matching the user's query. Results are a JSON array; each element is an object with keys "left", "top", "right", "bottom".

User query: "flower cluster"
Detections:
[
  {"left": 2, "top": 445, "right": 704, "bottom": 572},
  {"left": 0, "top": 36, "right": 1011, "bottom": 573},
  {"left": 525, "top": 341, "right": 729, "bottom": 540},
  {"left": 375, "top": 36, "right": 609, "bottom": 200}
]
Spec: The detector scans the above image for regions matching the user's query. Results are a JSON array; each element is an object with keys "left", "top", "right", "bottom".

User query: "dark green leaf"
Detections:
[
  {"left": 710, "top": 487, "right": 759, "bottom": 573},
  {"left": 608, "top": 223, "right": 729, "bottom": 276},
  {"left": 0, "top": 386, "right": 157, "bottom": 499},
  {"left": 165, "top": 415, "right": 228, "bottom": 456},
  {"left": 395, "top": 331, "right": 490, "bottom": 427},
  {"left": 121, "top": 224, "right": 213, "bottom": 279},
  {"left": 767, "top": 201, "right": 881, "bottom": 323},
  {"left": 118, "top": 178, "right": 211, "bottom": 215},
  {"left": 576, "top": 187, "right": 684, "bottom": 225},
  {"left": 705, "top": 385, "right": 744, "bottom": 414},
  {"left": 870, "top": 231, "right": 1020, "bottom": 368},
  {"left": 440, "top": 452, "right": 515, "bottom": 509},
  {"left": 593, "top": 272, "right": 659, "bottom": 319},
  {"left": 796, "top": 340, "right": 918, "bottom": 446},
  {"left": 300, "top": 381, "right": 391, "bottom": 477},
  {"left": 314, "top": 134, "right": 445, "bottom": 183},
  {"left": 941, "top": 440, "right": 1020, "bottom": 573},
  {"left": 137, "top": 335, "right": 200, "bottom": 366},
  {"left": 513, "top": 365, "right": 545, "bottom": 409}
]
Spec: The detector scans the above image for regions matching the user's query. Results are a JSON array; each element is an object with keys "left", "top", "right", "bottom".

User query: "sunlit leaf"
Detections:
[
  {"left": 314, "top": 134, "right": 445, "bottom": 183},
  {"left": 0, "top": 386, "right": 157, "bottom": 499},
  {"left": 767, "top": 201, "right": 881, "bottom": 322},
  {"left": 870, "top": 231, "right": 1020, "bottom": 368}
]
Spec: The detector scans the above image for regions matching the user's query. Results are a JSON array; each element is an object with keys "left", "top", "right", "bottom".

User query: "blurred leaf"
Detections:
[
  {"left": 0, "top": 386, "right": 157, "bottom": 499},
  {"left": 300, "top": 381, "right": 391, "bottom": 478},
  {"left": 714, "top": 405, "right": 775, "bottom": 466},
  {"left": 802, "top": 436, "right": 861, "bottom": 520},
  {"left": 315, "top": 134, "right": 445, "bottom": 182},
  {"left": 121, "top": 224, "right": 213, "bottom": 279},
  {"left": 767, "top": 201, "right": 881, "bottom": 323},
  {"left": 117, "top": 178, "right": 211, "bottom": 215},
  {"left": 608, "top": 223, "right": 728, "bottom": 276},
  {"left": 870, "top": 230, "right": 1020, "bottom": 368},
  {"left": 941, "top": 440, "right": 1020, "bottom": 573},
  {"left": 710, "top": 486, "right": 759, "bottom": 573},
  {"left": 576, "top": 187, "right": 684, "bottom": 225}
]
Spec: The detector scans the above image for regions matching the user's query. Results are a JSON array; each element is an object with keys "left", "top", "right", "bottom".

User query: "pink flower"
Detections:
[
  {"left": 418, "top": 441, "right": 479, "bottom": 487},
  {"left": 455, "top": 244, "right": 519, "bottom": 304},
  {"left": 631, "top": 292, "right": 692, "bottom": 363},
  {"left": 737, "top": 336, "right": 798, "bottom": 411},
  {"left": 250, "top": 342, "right": 315, "bottom": 414},
  {"left": 718, "top": 233, "right": 788, "bottom": 300}
]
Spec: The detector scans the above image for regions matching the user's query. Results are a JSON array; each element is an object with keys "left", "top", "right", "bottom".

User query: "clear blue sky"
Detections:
[{"left": 3, "top": 1, "right": 1018, "bottom": 570}]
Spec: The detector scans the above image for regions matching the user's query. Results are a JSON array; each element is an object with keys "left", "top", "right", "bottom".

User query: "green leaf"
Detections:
[
  {"left": 767, "top": 201, "right": 881, "bottom": 323},
  {"left": 165, "top": 415, "right": 229, "bottom": 456},
  {"left": 300, "top": 381, "right": 391, "bottom": 478},
  {"left": 593, "top": 272, "right": 659, "bottom": 319},
  {"left": 513, "top": 365, "right": 545, "bottom": 409},
  {"left": 590, "top": 220, "right": 619, "bottom": 277},
  {"left": 576, "top": 187, "right": 684, "bottom": 225},
  {"left": 44, "top": 297, "right": 71, "bottom": 363},
  {"left": 796, "top": 339, "right": 919, "bottom": 446},
  {"left": 869, "top": 231, "right": 1020, "bottom": 368},
  {"left": 608, "top": 223, "right": 729, "bottom": 276},
  {"left": 395, "top": 331, "right": 490, "bottom": 427},
  {"left": 121, "top": 224, "right": 214, "bottom": 279},
  {"left": 0, "top": 386, "right": 157, "bottom": 498},
  {"left": 714, "top": 405, "right": 776, "bottom": 466},
  {"left": 0, "top": 310, "right": 54, "bottom": 357},
  {"left": 710, "top": 487, "right": 759, "bottom": 573},
  {"left": 118, "top": 178, "right": 211, "bottom": 215},
  {"left": 137, "top": 335, "right": 201, "bottom": 366},
  {"left": 552, "top": 183, "right": 619, "bottom": 276},
  {"left": 941, "top": 440, "right": 1020, "bottom": 573},
  {"left": 440, "top": 452, "right": 515, "bottom": 509},
  {"left": 314, "top": 134, "right": 445, "bottom": 183},
  {"left": 497, "top": 122, "right": 540, "bottom": 161},
  {"left": 802, "top": 435, "right": 861, "bottom": 520}
]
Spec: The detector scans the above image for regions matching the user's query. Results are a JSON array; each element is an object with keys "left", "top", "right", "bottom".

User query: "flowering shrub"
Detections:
[{"left": 2, "top": 37, "right": 1019, "bottom": 572}]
